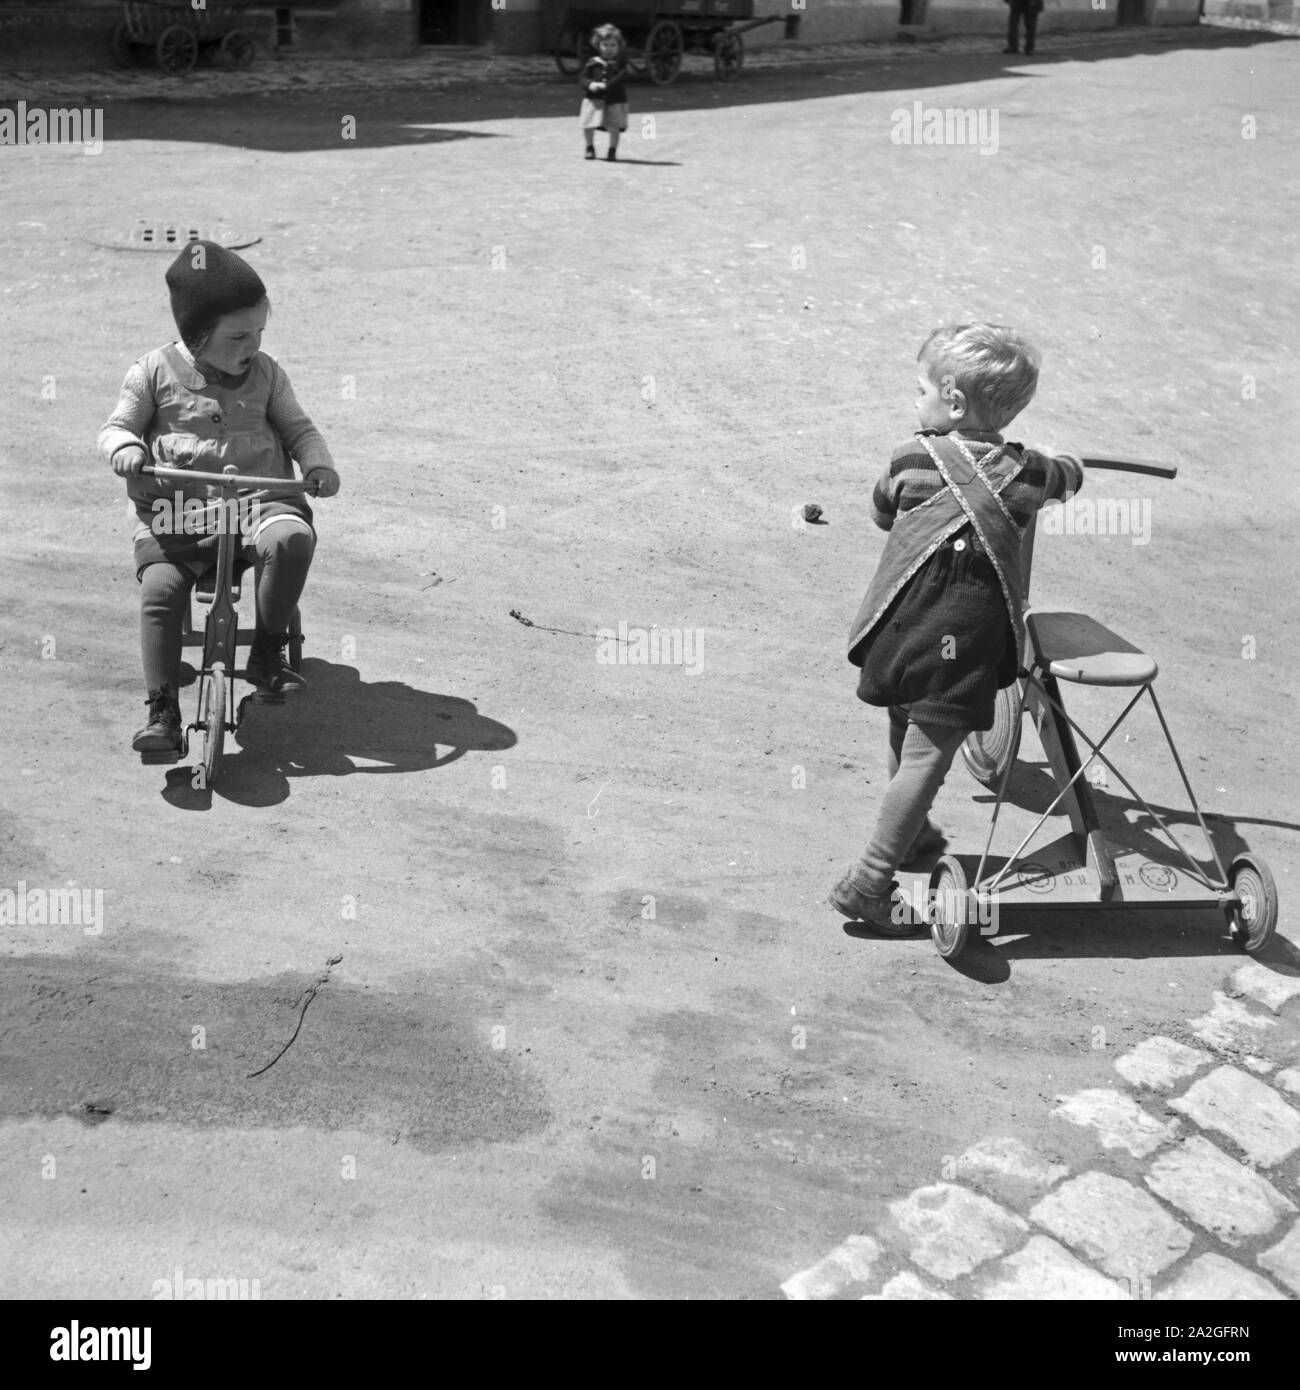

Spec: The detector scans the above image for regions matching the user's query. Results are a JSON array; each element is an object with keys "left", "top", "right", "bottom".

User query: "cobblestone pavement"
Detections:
[
  {"left": 1, "top": 24, "right": 1253, "bottom": 105},
  {"left": 782, "top": 962, "right": 1300, "bottom": 1299}
]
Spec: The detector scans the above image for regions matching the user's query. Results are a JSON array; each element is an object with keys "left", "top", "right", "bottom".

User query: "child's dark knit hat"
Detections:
[{"left": 165, "top": 240, "right": 266, "bottom": 350}]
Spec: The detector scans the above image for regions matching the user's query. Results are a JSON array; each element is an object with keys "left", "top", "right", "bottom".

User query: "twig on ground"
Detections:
[{"left": 247, "top": 953, "right": 344, "bottom": 1079}]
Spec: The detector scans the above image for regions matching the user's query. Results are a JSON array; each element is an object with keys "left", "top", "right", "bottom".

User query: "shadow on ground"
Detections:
[
  {"left": 0, "top": 955, "right": 550, "bottom": 1149},
  {"left": 162, "top": 660, "right": 516, "bottom": 809},
  {"left": 3, "top": 29, "right": 1288, "bottom": 152}
]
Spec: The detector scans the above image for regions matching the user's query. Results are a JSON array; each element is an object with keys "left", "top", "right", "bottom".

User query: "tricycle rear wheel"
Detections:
[
  {"left": 963, "top": 686, "right": 1022, "bottom": 789},
  {"left": 1227, "top": 854, "right": 1278, "bottom": 955}
]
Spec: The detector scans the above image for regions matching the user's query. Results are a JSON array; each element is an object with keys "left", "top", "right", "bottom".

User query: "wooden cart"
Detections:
[
  {"left": 110, "top": 0, "right": 257, "bottom": 75},
  {"left": 554, "top": 3, "right": 796, "bottom": 85}
]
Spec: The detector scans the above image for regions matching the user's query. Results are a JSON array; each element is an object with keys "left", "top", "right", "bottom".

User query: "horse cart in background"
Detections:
[
  {"left": 554, "top": 2, "right": 799, "bottom": 84},
  {"left": 110, "top": 0, "right": 257, "bottom": 74}
]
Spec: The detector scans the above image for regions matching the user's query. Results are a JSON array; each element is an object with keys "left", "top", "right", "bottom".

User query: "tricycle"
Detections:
[{"left": 909, "top": 456, "right": 1278, "bottom": 961}]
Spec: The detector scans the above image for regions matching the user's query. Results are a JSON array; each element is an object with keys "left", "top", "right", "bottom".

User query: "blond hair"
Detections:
[
  {"left": 918, "top": 323, "right": 1041, "bottom": 430},
  {"left": 590, "top": 23, "right": 627, "bottom": 54}
]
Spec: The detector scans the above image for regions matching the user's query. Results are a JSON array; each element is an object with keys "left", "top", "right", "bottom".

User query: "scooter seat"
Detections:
[{"left": 1026, "top": 608, "right": 1158, "bottom": 686}]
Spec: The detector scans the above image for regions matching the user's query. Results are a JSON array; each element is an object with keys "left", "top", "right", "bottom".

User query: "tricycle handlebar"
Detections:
[
  {"left": 142, "top": 464, "right": 317, "bottom": 492},
  {"left": 1080, "top": 456, "right": 1178, "bottom": 480}
]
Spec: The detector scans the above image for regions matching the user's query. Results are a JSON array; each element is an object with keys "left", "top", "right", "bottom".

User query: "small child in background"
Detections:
[
  {"left": 579, "top": 24, "right": 629, "bottom": 162},
  {"left": 99, "top": 241, "right": 340, "bottom": 754},
  {"left": 831, "top": 323, "right": 1085, "bottom": 934}
]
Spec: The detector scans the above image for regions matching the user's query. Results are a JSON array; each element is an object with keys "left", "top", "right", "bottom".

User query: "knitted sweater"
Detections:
[
  {"left": 100, "top": 343, "right": 338, "bottom": 573},
  {"left": 100, "top": 343, "right": 336, "bottom": 528}
]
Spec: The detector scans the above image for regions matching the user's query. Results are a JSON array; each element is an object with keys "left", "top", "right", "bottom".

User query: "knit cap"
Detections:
[{"left": 165, "top": 240, "right": 267, "bottom": 350}]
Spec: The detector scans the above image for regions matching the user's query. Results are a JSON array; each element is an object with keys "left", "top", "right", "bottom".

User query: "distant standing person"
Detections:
[
  {"left": 579, "top": 24, "right": 629, "bottom": 162},
  {"left": 1004, "top": 0, "right": 1041, "bottom": 55}
]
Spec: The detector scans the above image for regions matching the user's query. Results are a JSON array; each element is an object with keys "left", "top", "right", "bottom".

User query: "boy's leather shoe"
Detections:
[
  {"left": 245, "top": 632, "right": 305, "bottom": 695},
  {"left": 132, "top": 685, "right": 182, "bottom": 753},
  {"left": 828, "top": 876, "right": 924, "bottom": 936}
]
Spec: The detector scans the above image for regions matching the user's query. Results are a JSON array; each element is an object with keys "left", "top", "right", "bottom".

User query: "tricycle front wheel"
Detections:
[{"left": 199, "top": 667, "right": 227, "bottom": 788}]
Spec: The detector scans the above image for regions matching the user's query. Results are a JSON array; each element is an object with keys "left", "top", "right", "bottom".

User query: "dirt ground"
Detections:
[{"left": 2, "top": 30, "right": 1299, "bottom": 1300}]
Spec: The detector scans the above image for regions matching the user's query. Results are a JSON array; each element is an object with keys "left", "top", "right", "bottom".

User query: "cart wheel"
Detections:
[
  {"left": 714, "top": 32, "right": 743, "bottom": 81},
  {"left": 962, "top": 686, "right": 1022, "bottom": 789},
  {"left": 1227, "top": 854, "right": 1278, "bottom": 955},
  {"left": 221, "top": 29, "right": 256, "bottom": 68},
  {"left": 930, "top": 855, "right": 975, "bottom": 961},
  {"left": 157, "top": 25, "right": 199, "bottom": 75},
  {"left": 288, "top": 608, "right": 304, "bottom": 672},
  {"left": 646, "top": 20, "right": 684, "bottom": 85},
  {"left": 110, "top": 22, "right": 136, "bottom": 69},
  {"left": 199, "top": 667, "right": 227, "bottom": 788},
  {"left": 553, "top": 22, "right": 589, "bottom": 76}
]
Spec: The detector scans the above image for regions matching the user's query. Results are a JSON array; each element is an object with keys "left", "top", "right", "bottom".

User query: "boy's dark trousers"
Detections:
[{"left": 1006, "top": 0, "right": 1038, "bottom": 53}]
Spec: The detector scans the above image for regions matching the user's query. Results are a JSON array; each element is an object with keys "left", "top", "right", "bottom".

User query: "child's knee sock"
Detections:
[
  {"left": 886, "top": 704, "right": 908, "bottom": 780},
  {"left": 850, "top": 720, "right": 967, "bottom": 895},
  {"left": 253, "top": 525, "right": 314, "bottom": 633},
  {"left": 140, "top": 563, "right": 194, "bottom": 691}
]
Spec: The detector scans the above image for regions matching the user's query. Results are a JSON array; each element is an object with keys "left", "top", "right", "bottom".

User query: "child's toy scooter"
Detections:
[
  {"left": 137, "top": 463, "right": 310, "bottom": 787},
  {"left": 917, "top": 457, "right": 1278, "bottom": 962}
]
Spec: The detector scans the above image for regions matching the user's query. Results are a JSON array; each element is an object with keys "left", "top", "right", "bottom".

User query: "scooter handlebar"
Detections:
[{"left": 1080, "top": 456, "right": 1178, "bottom": 480}]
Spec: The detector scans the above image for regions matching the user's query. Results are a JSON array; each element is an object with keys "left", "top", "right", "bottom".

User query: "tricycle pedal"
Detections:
[{"left": 138, "top": 749, "right": 182, "bottom": 766}]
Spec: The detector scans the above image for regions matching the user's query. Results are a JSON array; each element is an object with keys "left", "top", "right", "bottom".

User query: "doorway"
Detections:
[
  {"left": 419, "top": 0, "right": 481, "bottom": 44},
  {"left": 1116, "top": 0, "right": 1149, "bottom": 24}
]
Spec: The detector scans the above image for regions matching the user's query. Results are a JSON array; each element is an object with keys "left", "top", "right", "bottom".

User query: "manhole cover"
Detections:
[{"left": 85, "top": 221, "right": 261, "bottom": 253}]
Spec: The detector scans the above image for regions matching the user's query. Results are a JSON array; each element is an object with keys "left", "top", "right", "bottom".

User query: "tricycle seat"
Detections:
[
  {"left": 194, "top": 559, "right": 250, "bottom": 604},
  {"left": 1026, "top": 608, "right": 1158, "bottom": 687}
]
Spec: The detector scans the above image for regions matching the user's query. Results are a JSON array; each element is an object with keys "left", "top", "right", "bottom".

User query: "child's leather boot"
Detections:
[
  {"left": 132, "top": 685, "right": 182, "bottom": 753},
  {"left": 245, "top": 630, "right": 305, "bottom": 695}
]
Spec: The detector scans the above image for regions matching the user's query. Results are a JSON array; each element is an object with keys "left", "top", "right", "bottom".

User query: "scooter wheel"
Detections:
[
  {"left": 1227, "top": 854, "right": 1277, "bottom": 955},
  {"left": 930, "top": 855, "right": 973, "bottom": 961}
]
